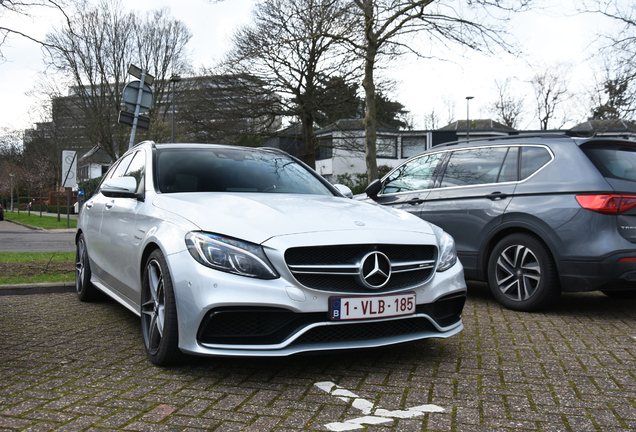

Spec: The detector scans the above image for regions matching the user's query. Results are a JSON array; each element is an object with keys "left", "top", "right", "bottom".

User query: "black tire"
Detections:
[
  {"left": 75, "top": 233, "right": 99, "bottom": 302},
  {"left": 602, "top": 290, "right": 636, "bottom": 299},
  {"left": 141, "top": 249, "right": 184, "bottom": 366},
  {"left": 487, "top": 233, "right": 560, "bottom": 312}
]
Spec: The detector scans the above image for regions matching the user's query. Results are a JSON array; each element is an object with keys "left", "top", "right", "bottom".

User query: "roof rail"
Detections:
[{"left": 437, "top": 132, "right": 570, "bottom": 147}]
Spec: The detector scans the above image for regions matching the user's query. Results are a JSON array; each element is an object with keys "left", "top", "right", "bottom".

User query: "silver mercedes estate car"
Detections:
[{"left": 75, "top": 141, "right": 466, "bottom": 366}]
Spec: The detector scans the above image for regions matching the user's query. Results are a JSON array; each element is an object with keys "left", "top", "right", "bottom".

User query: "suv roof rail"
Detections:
[{"left": 437, "top": 132, "right": 571, "bottom": 147}]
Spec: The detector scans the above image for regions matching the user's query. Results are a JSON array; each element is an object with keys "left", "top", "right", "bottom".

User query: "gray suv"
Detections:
[{"left": 364, "top": 134, "right": 636, "bottom": 311}]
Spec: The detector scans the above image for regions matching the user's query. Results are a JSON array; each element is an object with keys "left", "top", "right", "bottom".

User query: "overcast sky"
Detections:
[{"left": 0, "top": 0, "right": 615, "bottom": 134}]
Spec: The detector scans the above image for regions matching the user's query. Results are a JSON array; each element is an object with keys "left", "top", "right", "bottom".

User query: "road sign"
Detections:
[
  {"left": 118, "top": 110, "right": 150, "bottom": 130},
  {"left": 122, "top": 81, "right": 153, "bottom": 114},
  {"left": 61, "top": 151, "right": 77, "bottom": 188},
  {"left": 128, "top": 64, "right": 154, "bottom": 86}
]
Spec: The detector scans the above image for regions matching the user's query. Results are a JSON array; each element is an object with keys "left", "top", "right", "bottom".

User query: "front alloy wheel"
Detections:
[
  {"left": 75, "top": 233, "right": 98, "bottom": 302},
  {"left": 141, "top": 249, "right": 183, "bottom": 366},
  {"left": 488, "top": 233, "right": 559, "bottom": 311}
]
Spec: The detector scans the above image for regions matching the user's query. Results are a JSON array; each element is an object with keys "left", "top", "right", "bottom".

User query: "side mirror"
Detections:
[
  {"left": 101, "top": 176, "right": 140, "bottom": 199},
  {"left": 365, "top": 179, "right": 382, "bottom": 200},
  {"left": 333, "top": 184, "right": 353, "bottom": 198}
]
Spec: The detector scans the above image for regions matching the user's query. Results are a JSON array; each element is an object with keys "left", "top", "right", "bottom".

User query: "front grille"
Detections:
[
  {"left": 285, "top": 244, "right": 437, "bottom": 293},
  {"left": 196, "top": 293, "right": 465, "bottom": 346}
]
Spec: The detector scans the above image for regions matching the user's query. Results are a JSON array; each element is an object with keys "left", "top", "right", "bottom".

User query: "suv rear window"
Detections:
[
  {"left": 520, "top": 146, "right": 552, "bottom": 180},
  {"left": 582, "top": 144, "right": 636, "bottom": 182}
]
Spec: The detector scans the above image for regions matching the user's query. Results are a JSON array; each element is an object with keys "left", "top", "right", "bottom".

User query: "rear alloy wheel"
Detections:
[
  {"left": 487, "top": 233, "right": 559, "bottom": 311},
  {"left": 141, "top": 249, "right": 184, "bottom": 366},
  {"left": 75, "top": 233, "right": 99, "bottom": 302}
]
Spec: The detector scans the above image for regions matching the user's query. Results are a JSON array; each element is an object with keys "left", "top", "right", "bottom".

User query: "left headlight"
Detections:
[
  {"left": 434, "top": 228, "right": 457, "bottom": 272},
  {"left": 185, "top": 232, "right": 279, "bottom": 279}
]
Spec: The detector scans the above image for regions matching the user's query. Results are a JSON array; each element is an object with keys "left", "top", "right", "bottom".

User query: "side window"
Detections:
[
  {"left": 382, "top": 152, "right": 444, "bottom": 194},
  {"left": 520, "top": 146, "right": 552, "bottom": 180},
  {"left": 99, "top": 161, "right": 120, "bottom": 186},
  {"left": 441, "top": 147, "right": 509, "bottom": 187},
  {"left": 110, "top": 153, "right": 135, "bottom": 180},
  {"left": 498, "top": 147, "right": 518, "bottom": 183},
  {"left": 124, "top": 150, "right": 146, "bottom": 194},
  {"left": 97, "top": 152, "right": 135, "bottom": 194}
]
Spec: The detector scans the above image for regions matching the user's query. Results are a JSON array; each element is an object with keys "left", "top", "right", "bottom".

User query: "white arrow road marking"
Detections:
[{"left": 315, "top": 381, "right": 445, "bottom": 431}]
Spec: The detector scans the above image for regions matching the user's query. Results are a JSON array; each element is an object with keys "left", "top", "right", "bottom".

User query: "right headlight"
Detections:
[
  {"left": 431, "top": 226, "right": 457, "bottom": 272},
  {"left": 185, "top": 232, "right": 279, "bottom": 279}
]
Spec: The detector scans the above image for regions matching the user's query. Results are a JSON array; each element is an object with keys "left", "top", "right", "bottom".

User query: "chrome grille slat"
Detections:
[{"left": 285, "top": 244, "right": 437, "bottom": 293}]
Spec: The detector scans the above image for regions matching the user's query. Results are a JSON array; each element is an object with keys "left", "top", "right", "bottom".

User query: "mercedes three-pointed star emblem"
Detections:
[{"left": 357, "top": 251, "right": 392, "bottom": 289}]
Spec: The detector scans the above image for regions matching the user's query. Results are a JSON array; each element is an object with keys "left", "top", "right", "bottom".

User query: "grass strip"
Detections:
[
  {"left": 0, "top": 252, "right": 75, "bottom": 285},
  {"left": 4, "top": 212, "right": 77, "bottom": 229}
]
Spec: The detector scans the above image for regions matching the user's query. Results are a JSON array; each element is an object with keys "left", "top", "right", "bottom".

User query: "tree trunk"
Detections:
[
  {"left": 300, "top": 114, "right": 317, "bottom": 169},
  {"left": 362, "top": 0, "right": 379, "bottom": 183}
]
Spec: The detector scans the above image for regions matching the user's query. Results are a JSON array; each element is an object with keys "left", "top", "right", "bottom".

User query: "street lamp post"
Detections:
[
  {"left": 466, "top": 96, "right": 474, "bottom": 141},
  {"left": 170, "top": 75, "right": 181, "bottom": 143},
  {"left": 9, "top": 173, "right": 14, "bottom": 212}
]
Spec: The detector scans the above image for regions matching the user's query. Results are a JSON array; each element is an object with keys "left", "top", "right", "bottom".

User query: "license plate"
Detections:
[{"left": 330, "top": 292, "right": 416, "bottom": 321}]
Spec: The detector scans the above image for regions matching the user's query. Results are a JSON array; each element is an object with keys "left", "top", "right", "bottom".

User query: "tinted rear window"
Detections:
[
  {"left": 441, "top": 147, "right": 509, "bottom": 187},
  {"left": 582, "top": 145, "right": 636, "bottom": 182},
  {"left": 520, "top": 146, "right": 552, "bottom": 180}
]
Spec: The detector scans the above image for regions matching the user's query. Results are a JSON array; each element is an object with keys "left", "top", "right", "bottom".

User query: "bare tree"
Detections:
[
  {"left": 333, "top": 0, "right": 532, "bottom": 181},
  {"left": 0, "top": 0, "right": 74, "bottom": 60},
  {"left": 580, "top": 1, "right": 636, "bottom": 120},
  {"left": 43, "top": 0, "right": 192, "bottom": 162},
  {"left": 177, "top": 74, "right": 281, "bottom": 145},
  {"left": 530, "top": 63, "right": 570, "bottom": 130},
  {"left": 421, "top": 108, "right": 440, "bottom": 129},
  {"left": 488, "top": 78, "right": 524, "bottom": 128},
  {"left": 220, "top": 0, "right": 359, "bottom": 168}
]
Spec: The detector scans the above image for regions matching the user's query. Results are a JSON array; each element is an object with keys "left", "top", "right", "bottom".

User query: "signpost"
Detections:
[
  {"left": 118, "top": 111, "right": 150, "bottom": 130},
  {"left": 122, "top": 80, "right": 153, "bottom": 113},
  {"left": 61, "top": 150, "right": 77, "bottom": 228},
  {"left": 119, "top": 64, "right": 154, "bottom": 149}
]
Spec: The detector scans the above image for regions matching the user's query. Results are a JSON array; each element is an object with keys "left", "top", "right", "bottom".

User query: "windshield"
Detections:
[{"left": 156, "top": 147, "right": 333, "bottom": 196}]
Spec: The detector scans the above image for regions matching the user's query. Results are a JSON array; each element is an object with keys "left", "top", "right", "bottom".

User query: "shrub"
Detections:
[
  {"left": 334, "top": 165, "right": 393, "bottom": 195},
  {"left": 78, "top": 176, "right": 103, "bottom": 201}
]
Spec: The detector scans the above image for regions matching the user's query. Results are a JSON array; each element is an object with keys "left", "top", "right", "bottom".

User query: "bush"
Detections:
[
  {"left": 334, "top": 173, "right": 369, "bottom": 195},
  {"left": 334, "top": 165, "right": 393, "bottom": 195},
  {"left": 47, "top": 205, "right": 75, "bottom": 215},
  {"left": 78, "top": 176, "right": 103, "bottom": 201}
]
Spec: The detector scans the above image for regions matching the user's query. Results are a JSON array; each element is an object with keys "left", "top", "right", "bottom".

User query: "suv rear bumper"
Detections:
[{"left": 560, "top": 253, "right": 636, "bottom": 292}]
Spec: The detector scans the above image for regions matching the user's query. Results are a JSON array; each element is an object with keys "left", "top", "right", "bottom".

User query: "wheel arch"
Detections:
[
  {"left": 74, "top": 228, "right": 84, "bottom": 245},
  {"left": 477, "top": 218, "right": 563, "bottom": 282},
  {"left": 140, "top": 242, "right": 162, "bottom": 285}
]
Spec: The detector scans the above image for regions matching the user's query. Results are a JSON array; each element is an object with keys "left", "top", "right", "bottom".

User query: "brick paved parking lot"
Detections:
[{"left": 1, "top": 282, "right": 636, "bottom": 431}]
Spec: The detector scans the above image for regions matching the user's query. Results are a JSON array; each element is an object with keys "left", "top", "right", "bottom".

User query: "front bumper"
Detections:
[{"left": 166, "top": 246, "right": 467, "bottom": 357}]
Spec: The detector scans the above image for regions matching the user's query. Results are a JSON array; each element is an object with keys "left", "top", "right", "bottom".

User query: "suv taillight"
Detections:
[{"left": 576, "top": 194, "right": 636, "bottom": 215}]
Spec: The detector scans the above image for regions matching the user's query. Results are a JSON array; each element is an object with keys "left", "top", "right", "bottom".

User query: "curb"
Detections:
[
  {"left": 0, "top": 282, "right": 75, "bottom": 296},
  {"left": 4, "top": 218, "right": 77, "bottom": 233},
  {"left": 4, "top": 218, "right": 43, "bottom": 230}
]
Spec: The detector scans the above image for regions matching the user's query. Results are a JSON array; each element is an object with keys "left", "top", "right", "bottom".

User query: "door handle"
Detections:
[
  {"left": 486, "top": 192, "right": 508, "bottom": 201},
  {"left": 105, "top": 201, "right": 115, "bottom": 209},
  {"left": 85, "top": 202, "right": 93, "bottom": 209},
  {"left": 405, "top": 198, "right": 425, "bottom": 205}
]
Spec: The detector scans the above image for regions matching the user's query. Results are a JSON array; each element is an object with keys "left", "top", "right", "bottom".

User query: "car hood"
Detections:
[{"left": 152, "top": 192, "right": 434, "bottom": 244}]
